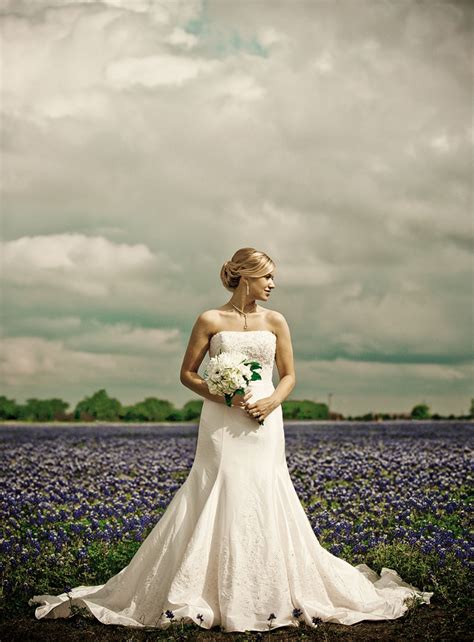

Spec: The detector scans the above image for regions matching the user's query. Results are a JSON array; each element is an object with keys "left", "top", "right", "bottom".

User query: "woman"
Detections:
[
  {"left": 179, "top": 247, "right": 294, "bottom": 426},
  {"left": 29, "top": 247, "right": 432, "bottom": 633}
]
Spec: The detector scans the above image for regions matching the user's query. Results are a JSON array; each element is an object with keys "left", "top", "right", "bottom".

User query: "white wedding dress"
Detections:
[{"left": 29, "top": 330, "right": 433, "bottom": 632}]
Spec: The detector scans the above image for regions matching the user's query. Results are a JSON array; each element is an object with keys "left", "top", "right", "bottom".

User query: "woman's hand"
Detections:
[
  {"left": 230, "top": 390, "right": 253, "bottom": 408},
  {"left": 244, "top": 396, "right": 278, "bottom": 424}
]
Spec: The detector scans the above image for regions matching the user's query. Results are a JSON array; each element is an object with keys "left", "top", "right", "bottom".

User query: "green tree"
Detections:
[
  {"left": 282, "top": 400, "right": 328, "bottom": 420},
  {"left": 74, "top": 389, "right": 121, "bottom": 421},
  {"left": 0, "top": 396, "right": 21, "bottom": 420},
  {"left": 182, "top": 400, "right": 203, "bottom": 421},
  {"left": 411, "top": 403, "right": 431, "bottom": 419},
  {"left": 470, "top": 398, "right": 474, "bottom": 419},
  {"left": 20, "top": 398, "right": 69, "bottom": 421},
  {"left": 120, "top": 397, "right": 176, "bottom": 421},
  {"left": 166, "top": 409, "right": 183, "bottom": 421}
]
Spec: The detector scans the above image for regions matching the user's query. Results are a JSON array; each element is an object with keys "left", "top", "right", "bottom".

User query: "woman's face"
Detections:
[{"left": 250, "top": 270, "right": 275, "bottom": 301}]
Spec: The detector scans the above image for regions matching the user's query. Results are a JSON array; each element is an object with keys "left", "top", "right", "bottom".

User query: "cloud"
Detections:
[
  {"left": 0, "top": 0, "right": 472, "bottom": 414},
  {"left": 256, "top": 26, "right": 289, "bottom": 50},
  {"left": 1, "top": 336, "right": 119, "bottom": 384},
  {"left": 106, "top": 54, "right": 220, "bottom": 89},
  {"left": 166, "top": 26, "right": 199, "bottom": 50},
  {"left": 312, "top": 50, "right": 334, "bottom": 75},
  {"left": 214, "top": 72, "right": 265, "bottom": 101},
  {"left": 1, "top": 331, "right": 186, "bottom": 406},
  {"left": 66, "top": 321, "right": 181, "bottom": 355},
  {"left": 1, "top": 234, "right": 179, "bottom": 296}
]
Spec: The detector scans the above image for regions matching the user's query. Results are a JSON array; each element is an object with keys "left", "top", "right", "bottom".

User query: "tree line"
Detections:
[{"left": 0, "top": 390, "right": 471, "bottom": 423}]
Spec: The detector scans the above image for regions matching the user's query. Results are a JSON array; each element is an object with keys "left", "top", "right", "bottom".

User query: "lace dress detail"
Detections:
[
  {"left": 29, "top": 331, "right": 433, "bottom": 632},
  {"left": 209, "top": 330, "right": 276, "bottom": 382}
]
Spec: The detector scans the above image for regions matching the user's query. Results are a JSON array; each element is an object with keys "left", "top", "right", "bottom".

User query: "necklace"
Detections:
[{"left": 230, "top": 302, "right": 256, "bottom": 330}]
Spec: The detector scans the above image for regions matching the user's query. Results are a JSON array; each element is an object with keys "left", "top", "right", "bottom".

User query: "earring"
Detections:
[{"left": 246, "top": 281, "right": 249, "bottom": 295}]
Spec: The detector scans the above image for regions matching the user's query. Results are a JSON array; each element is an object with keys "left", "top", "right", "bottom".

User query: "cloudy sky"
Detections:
[{"left": 1, "top": 0, "right": 472, "bottom": 416}]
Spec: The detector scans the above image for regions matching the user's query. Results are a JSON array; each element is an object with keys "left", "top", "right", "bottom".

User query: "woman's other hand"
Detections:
[{"left": 230, "top": 390, "right": 253, "bottom": 408}]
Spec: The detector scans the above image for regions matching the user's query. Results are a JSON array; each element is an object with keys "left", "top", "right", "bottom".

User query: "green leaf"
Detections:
[{"left": 248, "top": 361, "right": 261, "bottom": 370}]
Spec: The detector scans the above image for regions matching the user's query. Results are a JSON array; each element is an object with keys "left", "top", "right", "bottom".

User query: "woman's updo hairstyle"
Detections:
[{"left": 220, "top": 247, "right": 275, "bottom": 292}]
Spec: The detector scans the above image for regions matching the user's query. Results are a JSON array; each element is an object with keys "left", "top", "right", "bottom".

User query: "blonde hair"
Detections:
[{"left": 220, "top": 248, "right": 275, "bottom": 292}]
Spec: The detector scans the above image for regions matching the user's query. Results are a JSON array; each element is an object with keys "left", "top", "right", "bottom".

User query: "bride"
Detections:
[{"left": 29, "top": 247, "right": 433, "bottom": 632}]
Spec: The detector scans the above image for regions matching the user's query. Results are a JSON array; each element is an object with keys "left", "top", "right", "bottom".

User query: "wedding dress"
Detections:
[{"left": 29, "top": 330, "right": 433, "bottom": 632}]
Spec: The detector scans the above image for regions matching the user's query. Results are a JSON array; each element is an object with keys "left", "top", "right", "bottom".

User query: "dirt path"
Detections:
[{"left": 0, "top": 604, "right": 471, "bottom": 641}]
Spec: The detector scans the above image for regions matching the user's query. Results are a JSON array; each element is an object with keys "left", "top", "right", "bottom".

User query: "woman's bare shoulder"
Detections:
[
  {"left": 192, "top": 308, "right": 225, "bottom": 333},
  {"left": 264, "top": 309, "right": 290, "bottom": 335},
  {"left": 265, "top": 308, "right": 287, "bottom": 324}
]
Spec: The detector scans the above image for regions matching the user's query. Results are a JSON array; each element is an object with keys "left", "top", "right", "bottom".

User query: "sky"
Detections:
[{"left": 0, "top": 0, "right": 472, "bottom": 417}]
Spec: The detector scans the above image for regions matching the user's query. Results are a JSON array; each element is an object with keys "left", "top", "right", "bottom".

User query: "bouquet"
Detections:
[{"left": 203, "top": 350, "right": 264, "bottom": 425}]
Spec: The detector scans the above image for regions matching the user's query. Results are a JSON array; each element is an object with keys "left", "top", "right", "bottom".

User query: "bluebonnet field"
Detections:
[{"left": 0, "top": 421, "right": 472, "bottom": 637}]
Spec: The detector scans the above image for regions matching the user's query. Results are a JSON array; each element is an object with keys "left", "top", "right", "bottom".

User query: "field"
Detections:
[{"left": 0, "top": 421, "right": 472, "bottom": 640}]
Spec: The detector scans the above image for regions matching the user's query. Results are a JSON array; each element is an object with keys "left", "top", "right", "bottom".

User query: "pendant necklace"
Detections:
[{"left": 231, "top": 302, "right": 256, "bottom": 330}]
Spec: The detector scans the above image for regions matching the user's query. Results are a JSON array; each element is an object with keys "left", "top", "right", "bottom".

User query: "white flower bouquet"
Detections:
[{"left": 203, "top": 350, "right": 264, "bottom": 424}]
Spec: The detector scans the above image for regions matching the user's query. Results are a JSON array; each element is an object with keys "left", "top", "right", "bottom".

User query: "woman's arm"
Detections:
[
  {"left": 268, "top": 311, "right": 296, "bottom": 407},
  {"left": 179, "top": 312, "right": 227, "bottom": 405}
]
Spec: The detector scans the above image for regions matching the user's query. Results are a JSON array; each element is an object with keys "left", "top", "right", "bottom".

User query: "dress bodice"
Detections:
[{"left": 209, "top": 330, "right": 276, "bottom": 382}]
